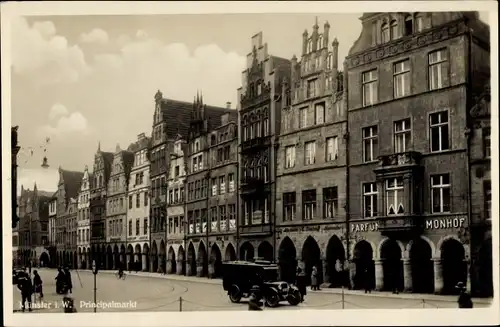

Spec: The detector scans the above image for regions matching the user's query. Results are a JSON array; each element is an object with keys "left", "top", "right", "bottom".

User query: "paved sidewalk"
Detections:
[{"left": 39, "top": 268, "right": 492, "bottom": 304}]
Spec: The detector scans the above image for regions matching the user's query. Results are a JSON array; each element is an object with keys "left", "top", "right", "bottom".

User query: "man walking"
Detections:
[
  {"left": 33, "top": 270, "right": 44, "bottom": 300},
  {"left": 63, "top": 267, "right": 73, "bottom": 294},
  {"left": 17, "top": 271, "right": 33, "bottom": 312}
]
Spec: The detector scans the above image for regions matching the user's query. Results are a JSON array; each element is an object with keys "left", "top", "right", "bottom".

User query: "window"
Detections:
[
  {"left": 430, "top": 111, "right": 450, "bottom": 152},
  {"left": 228, "top": 204, "right": 236, "bottom": 230},
  {"left": 429, "top": 49, "right": 448, "bottom": 90},
  {"left": 393, "top": 60, "right": 410, "bottom": 98},
  {"left": 352, "top": 183, "right": 374, "bottom": 220},
  {"left": 315, "top": 103, "right": 325, "bottom": 124},
  {"left": 263, "top": 118, "right": 269, "bottom": 136},
  {"left": 326, "top": 136, "right": 339, "bottom": 161},
  {"left": 362, "top": 70, "right": 378, "bottom": 106},
  {"left": 381, "top": 23, "right": 390, "bottom": 43},
  {"left": 161, "top": 177, "right": 166, "bottom": 194},
  {"left": 299, "top": 107, "right": 308, "bottom": 128},
  {"left": 192, "top": 156, "right": 198, "bottom": 172},
  {"left": 228, "top": 173, "right": 235, "bottom": 192},
  {"left": 302, "top": 190, "right": 317, "bottom": 220},
  {"left": 404, "top": 16, "right": 413, "bottom": 35},
  {"left": 128, "top": 196, "right": 133, "bottom": 209},
  {"left": 325, "top": 76, "right": 332, "bottom": 91},
  {"left": 175, "top": 166, "right": 180, "bottom": 177},
  {"left": 307, "top": 79, "right": 317, "bottom": 98},
  {"left": 219, "top": 206, "right": 226, "bottom": 230},
  {"left": 304, "top": 141, "right": 316, "bottom": 165},
  {"left": 136, "top": 194, "right": 140, "bottom": 208},
  {"left": 285, "top": 145, "right": 296, "bottom": 168},
  {"left": 283, "top": 192, "right": 296, "bottom": 221},
  {"left": 144, "top": 192, "right": 148, "bottom": 206},
  {"left": 394, "top": 119, "right": 411, "bottom": 153},
  {"left": 219, "top": 176, "right": 226, "bottom": 195},
  {"left": 415, "top": 15, "right": 424, "bottom": 32},
  {"left": 327, "top": 53, "right": 333, "bottom": 70},
  {"left": 362, "top": 126, "right": 378, "bottom": 162},
  {"left": 143, "top": 218, "right": 148, "bottom": 234},
  {"left": 169, "top": 190, "right": 174, "bottom": 204},
  {"left": 386, "top": 178, "right": 404, "bottom": 215},
  {"left": 136, "top": 219, "right": 140, "bottom": 236},
  {"left": 390, "top": 20, "right": 398, "bottom": 39},
  {"left": 484, "top": 180, "right": 491, "bottom": 220},
  {"left": 211, "top": 178, "right": 217, "bottom": 196},
  {"left": 431, "top": 174, "right": 451, "bottom": 213},
  {"left": 483, "top": 128, "right": 491, "bottom": 158},
  {"left": 324, "top": 187, "right": 338, "bottom": 218},
  {"left": 128, "top": 220, "right": 132, "bottom": 236}
]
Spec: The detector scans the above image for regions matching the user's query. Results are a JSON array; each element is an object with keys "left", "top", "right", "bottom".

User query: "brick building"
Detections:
[
  {"left": 105, "top": 144, "right": 134, "bottom": 270},
  {"left": 166, "top": 137, "right": 188, "bottom": 275},
  {"left": 56, "top": 167, "right": 83, "bottom": 268},
  {"left": 275, "top": 19, "right": 348, "bottom": 285},
  {"left": 184, "top": 94, "right": 234, "bottom": 277},
  {"left": 237, "top": 32, "right": 290, "bottom": 262},
  {"left": 345, "top": 12, "right": 490, "bottom": 295},
  {"left": 126, "top": 133, "right": 151, "bottom": 272},
  {"left": 77, "top": 165, "right": 92, "bottom": 269},
  {"left": 90, "top": 144, "right": 114, "bottom": 269}
]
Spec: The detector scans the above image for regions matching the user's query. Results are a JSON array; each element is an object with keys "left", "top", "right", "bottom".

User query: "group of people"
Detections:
[
  {"left": 15, "top": 269, "right": 43, "bottom": 312},
  {"left": 55, "top": 266, "right": 73, "bottom": 294}
]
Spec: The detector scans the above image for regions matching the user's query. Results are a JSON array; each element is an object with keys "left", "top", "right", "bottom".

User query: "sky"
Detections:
[{"left": 9, "top": 10, "right": 491, "bottom": 194}]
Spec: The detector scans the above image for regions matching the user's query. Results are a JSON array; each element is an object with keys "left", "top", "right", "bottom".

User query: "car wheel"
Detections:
[
  {"left": 265, "top": 289, "right": 280, "bottom": 308},
  {"left": 229, "top": 285, "right": 242, "bottom": 303},
  {"left": 287, "top": 291, "right": 301, "bottom": 306}
]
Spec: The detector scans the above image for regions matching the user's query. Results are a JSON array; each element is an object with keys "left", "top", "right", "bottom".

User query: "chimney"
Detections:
[{"left": 226, "top": 102, "right": 232, "bottom": 109}]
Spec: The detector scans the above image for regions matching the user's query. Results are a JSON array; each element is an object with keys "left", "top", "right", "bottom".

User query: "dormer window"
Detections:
[
  {"left": 405, "top": 15, "right": 413, "bottom": 36},
  {"left": 381, "top": 22, "right": 390, "bottom": 43},
  {"left": 390, "top": 20, "right": 399, "bottom": 39},
  {"left": 307, "top": 39, "right": 313, "bottom": 53},
  {"left": 326, "top": 53, "right": 333, "bottom": 70},
  {"left": 318, "top": 35, "right": 324, "bottom": 49},
  {"left": 415, "top": 15, "right": 424, "bottom": 32}
]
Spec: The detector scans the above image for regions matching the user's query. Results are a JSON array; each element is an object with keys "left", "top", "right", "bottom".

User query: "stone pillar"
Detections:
[
  {"left": 142, "top": 254, "right": 147, "bottom": 271},
  {"left": 374, "top": 259, "right": 384, "bottom": 291},
  {"left": 166, "top": 260, "right": 172, "bottom": 274},
  {"left": 403, "top": 259, "right": 413, "bottom": 292},
  {"left": 433, "top": 259, "right": 443, "bottom": 294},
  {"left": 186, "top": 262, "right": 193, "bottom": 276},
  {"left": 466, "top": 259, "right": 471, "bottom": 292},
  {"left": 403, "top": 174, "right": 412, "bottom": 214},
  {"left": 208, "top": 262, "right": 215, "bottom": 278},
  {"left": 348, "top": 260, "right": 356, "bottom": 290},
  {"left": 322, "top": 260, "right": 329, "bottom": 285},
  {"left": 112, "top": 255, "right": 117, "bottom": 270},
  {"left": 176, "top": 260, "right": 183, "bottom": 275},
  {"left": 196, "top": 262, "right": 203, "bottom": 277}
]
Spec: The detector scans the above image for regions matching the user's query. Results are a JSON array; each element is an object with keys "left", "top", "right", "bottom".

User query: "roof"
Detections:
[
  {"left": 60, "top": 169, "right": 84, "bottom": 200},
  {"left": 101, "top": 151, "right": 114, "bottom": 183},
  {"left": 158, "top": 98, "right": 234, "bottom": 140},
  {"left": 121, "top": 151, "right": 135, "bottom": 179},
  {"left": 128, "top": 135, "right": 151, "bottom": 153}
]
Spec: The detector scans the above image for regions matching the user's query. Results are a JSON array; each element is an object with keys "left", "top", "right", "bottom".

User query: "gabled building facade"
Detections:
[
  {"left": 56, "top": 167, "right": 84, "bottom": 269},
  {"left": 47, "top": 192, "right": 58, "bottom": 267},
  {"left": 276, "top": 19, "right": 348, "bottom": 285},
  {"left": 345, "top": 12, "right": 490, "bottom": 295},
  {"left": 237, "top": 32, "right": 291, "bottom": 263},
  {"left": 105, "top": 144, "right": 134, "bottom": 270},
  {"left": 77, "top": 165, "right": 92, "bottom": 269},
  {"left": 126, "top": 133, "right": 151, "bottom": 272},
  {"left": 90, "top": 145, "right": 114, "bottom": 269}
]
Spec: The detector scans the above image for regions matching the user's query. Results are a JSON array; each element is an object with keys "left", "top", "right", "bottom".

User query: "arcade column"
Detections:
[
  {"left": 196, "top": 260, "right": 203, "bottom": 277},
  {"left": 402, "top": 259, "right": 412, "bottom": 292},
  {"left": 208, "top": 261, "right": 215, "bottom": 278},
  {"left": 433, "top": 258, "right": 444, "bottom": 294},
  {"left": 176, "top": 260, "right": 183, "bottom": 275},
  {"left": 166, "top": 260, "right": 173, "bottom": 274},
  {"left": 142, "top": 253, "right": 147, "bottom": 271},
  {"left": 465, "top": 259, "right": 471, "bottom": 292},
  {"left": 186, "top": 261, "right": 193, "bottom": 276},
  {"left": 322, "top": 259, "right": 328, "bottom": 285},
  {"left": 374, "top": 259, "right": 384, "bottom": 291}
]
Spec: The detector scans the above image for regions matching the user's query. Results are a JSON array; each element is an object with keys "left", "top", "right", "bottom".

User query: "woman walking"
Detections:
[{"left": 311, "top": 266, "right": 320, "bottom": 291}]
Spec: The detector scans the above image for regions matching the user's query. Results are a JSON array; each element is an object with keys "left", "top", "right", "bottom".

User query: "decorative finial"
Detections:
[
  {"left": 325, "top": 20, "right": 330, "bottom": 28},
  {"left": 303, "top": 29, "right": 308, "bottom": 36},
  {"left": 155, "top": 89, "right": 163, "bottom": 102},
  {"left": 116, "top": 143, "right": 121, "bottom": 152},
  {"left": 332, "top": 38, "right": 339, "bottom": 46},
  {"left": 97, "top": 141, "right": 101, "bottom": 152},
  {"left": 252, "top": 45, "right": 258, "bottom": 59},
  {"left": 315, "top": 16, "right": 319, "bottom": 27}
]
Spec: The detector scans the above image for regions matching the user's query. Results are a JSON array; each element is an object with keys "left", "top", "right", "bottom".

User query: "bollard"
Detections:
[
  {"left": 179, "top": 297, "right": 183, "bottom": 312},
  {"left": 341, "top": 286, "right": 345, "bottom": 309}
]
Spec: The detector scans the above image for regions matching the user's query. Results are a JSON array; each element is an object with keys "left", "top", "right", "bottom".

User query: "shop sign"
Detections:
[
  {"left": 426, "top": 217, "right": 465, "bottom": 230},
  {"left": 351, "top": 222, "right": 379, "bottom": 233}
]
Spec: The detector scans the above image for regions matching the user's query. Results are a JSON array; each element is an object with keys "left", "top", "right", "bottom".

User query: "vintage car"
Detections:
[{"left": 222, "top": 260, "right": 301, "bottom": 307}]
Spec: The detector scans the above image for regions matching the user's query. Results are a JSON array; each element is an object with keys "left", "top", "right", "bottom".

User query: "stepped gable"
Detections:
[
  {"left": 60, "top": 169, "right": 84, "bottom": 200},
  {"left": 158, "top": 98, "right": 233, "bottom": 139}
]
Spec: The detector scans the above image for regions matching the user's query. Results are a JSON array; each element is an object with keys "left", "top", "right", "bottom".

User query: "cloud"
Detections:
[
  {"left": 48, "top": 103, "right": 69, "bottom": 121},
  {"left": 40, "top": 108, "right": 90, "bottom": 137},
  {"left": 80, "top": 28, "right": 109, "bottom": 44},
  {"left": 11, "top": 17, "right": 91, "bottom": 85}
]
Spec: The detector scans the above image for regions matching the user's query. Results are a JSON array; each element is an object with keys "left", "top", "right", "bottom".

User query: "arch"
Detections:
[
  {"left": 436, "top": 235, "right": 462, "bottom": 257},
  {"left": 143, "top": 243, "right": 150, "bottom": 272},
  {"left": 168, "top": 246, "right": 177, "bottom": 274},
  {"left": 106, "top": 245, "right": 113, "bottom": 270},
  {"left": 409, "top": 237, "right": 434, "bottom": 293},
  {"left": 325, "top": 235, "right": 347, "bottom": 287},
  {"left": 407, "top": 235, "right": 436, "bottom": 258},
  {"left": 302, "top": 236, "right": 322, "bottom": 286},
  {"left": 224, "top": 243, "right": 237, "bottom": 262},
  {"left": 440, "top": 238, "right": 466, "bottom": 295},
  {"left": 257, "top": 241, "right": 273, "bottom": 262},
  {"left": 210, "top": 244, "right": 223, "bottom": 278},
  {"left": 39, "top": 252, "right": 50, "bottom": 267},
  {"left": 380, "top": 239, "right": 403, "bottom": 292},
  {"left": 187, "top": 242, "right": 196, "bottom": 276},
  {"left": 278, "top": 237, "right": 297, "bottom": 283},
  {"left": 477, "top": 237, "right": 493, "bottom": 297},
  {"left": 352, "top": 240, "right": 374, "bottom": 290},
  {"left": 377, "top": 237, "right": 405, "bottom": 260},
  {"left": 152, "top": 241, "right": 159, "bottom": 273},
  {"left": 239, "top": 241, "right": 255, "bottom": 261},
  {"left": 198, "top": 241, "right": 209, "bottom": 277},
  {"left": 178, "top": 245, "right": 186, "bottom": 275},
  {"left": 113, "top": 244, "right": 120, "bottom": 270}
]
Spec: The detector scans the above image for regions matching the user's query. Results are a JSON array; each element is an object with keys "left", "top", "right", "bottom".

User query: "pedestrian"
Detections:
[
  {"left": 363, "top": 267, "right": 372, "bottom": 294},
  {"left": 135, "top": 261, "right": 140, "bottom": 273},
  {"left": 55, "top": 267, "right": 66, "bottom": 294},
  {"left": 295, "top": 267, "right": 307, "bottom": 302},
  {"left": 456, "top": 282, "right": 473, "bottom": 308},
  {"left": 63, "top": 267, "right": 73, "bottom": 294},
  {"left": 17, "top": 272, "right": 33, "bottom": 312},
  {"left": 311, "top": 266, "right": 320, "bottom": 291},
  {"left": 33, "top": 270, "right": 44, "bottom": 300}
]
